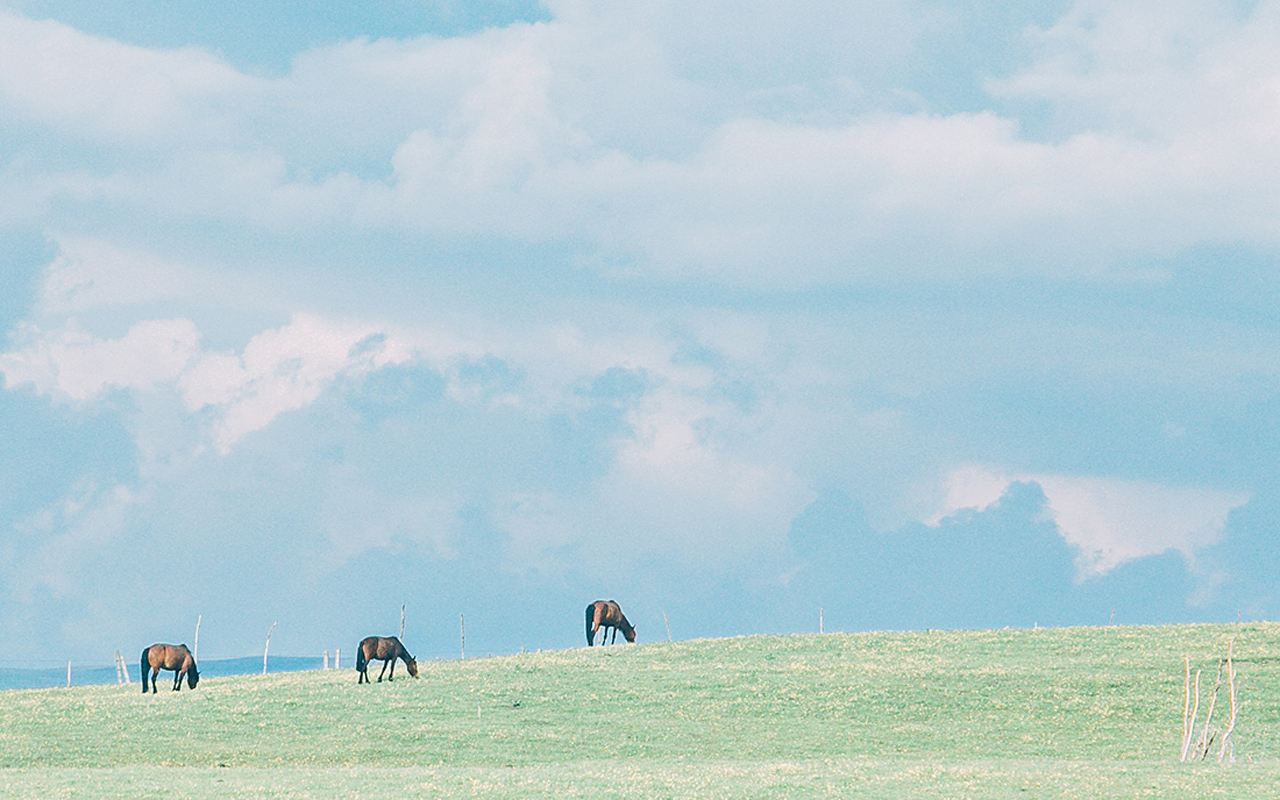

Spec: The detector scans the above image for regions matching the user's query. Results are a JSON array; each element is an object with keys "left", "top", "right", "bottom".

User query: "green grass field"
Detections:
[{"left": 2, "top": 623, "right": 1278, "bottom": 798}]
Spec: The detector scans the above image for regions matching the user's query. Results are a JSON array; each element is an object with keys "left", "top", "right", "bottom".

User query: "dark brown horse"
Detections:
[
  {"left": 356, "top": 635, "right": 418, "bottom": 683},
  {"left": 586, "top": 600, "right": 636, "bottom": 646},
  {"left": 140, "top": 643, "right": 199, "bottom": 693}
]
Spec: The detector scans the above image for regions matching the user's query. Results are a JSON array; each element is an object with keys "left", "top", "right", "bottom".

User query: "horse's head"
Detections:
[
  {"left": 405, "top": 657, "right": 419, "bottom": 678},
  {"left": 623, "top": 625, "right": 637, "bottom": 643},
  {"left": 187, "top": 665, "right": 200, "bottom": 689}
]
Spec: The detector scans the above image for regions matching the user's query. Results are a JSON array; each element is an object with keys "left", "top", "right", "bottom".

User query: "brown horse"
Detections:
[
  {"left": 140, "top": 643, "right": 199, "bottom": 693},
  {"left": 356, "top": 635, "right": 419, "bottom": 683},
  {"left": 586, "top": 600, "right": 636, "bottom": 646}
]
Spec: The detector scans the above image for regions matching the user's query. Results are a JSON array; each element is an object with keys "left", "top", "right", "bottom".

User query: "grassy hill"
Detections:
[{"left": 2, "top": 623, "right": 1278, "bottom": 798}]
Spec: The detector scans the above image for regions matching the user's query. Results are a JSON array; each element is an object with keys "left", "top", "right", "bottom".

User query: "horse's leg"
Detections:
[
  {"left": 388, "top": 659, "right": 396, "bottom": 682},
  {"left": 377, "top": 660, "right": 389, "bottom": 682},
  {"left": 173, "top": 670, "right": 181, "bottom": 691},
  {"left": 151, "top": 667, "right": 160, "bottom": 693}
]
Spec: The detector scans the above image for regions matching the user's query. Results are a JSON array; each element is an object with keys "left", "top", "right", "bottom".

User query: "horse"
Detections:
[
  {"left": 356, "top": 635, "right": 419, "bottom": 683},
  {"left": 586, "top": 599, "right": 636, "bottom": 646},
  {"left": 140, "top": 643, "right": 199, "bottom": 694}
]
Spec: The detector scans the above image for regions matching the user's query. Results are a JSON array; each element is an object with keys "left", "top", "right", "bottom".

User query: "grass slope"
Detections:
[{"left": 2, "top": 624, "right": 1278, "bottom": 798}]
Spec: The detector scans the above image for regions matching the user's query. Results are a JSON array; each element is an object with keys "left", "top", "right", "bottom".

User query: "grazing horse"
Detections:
[
  {"left": 586, "top": 600, "right": 636, "bottom": 646},
  {"left": 356, "top": 635, "right": 419, "bottom": 683},
  {"left": 140, "top": 643, "right": 199, "bottom": 694}
]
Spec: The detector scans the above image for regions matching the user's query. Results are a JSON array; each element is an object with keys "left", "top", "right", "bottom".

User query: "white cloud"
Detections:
[
  {"left": 0, "top": 318, "right": 201, "bottom": 401},
  {"left": 0, "top": 311, "right": 410, "bottom": 453},
  {"left": 931, "top": 465, "right": 1250, "bottom": 573},
  {"left": 0, "top": 10, "right": 258, "bottom": 142},
  {"left": 4, "top": 2, "right": 1277, "bottom": 289}
]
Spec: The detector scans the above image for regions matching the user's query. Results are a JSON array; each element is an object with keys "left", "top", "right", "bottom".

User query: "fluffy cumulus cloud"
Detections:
[
  {"left": 930, "top": 465, "right": 1249, "bottom": 573},
  {"left": 3, "top": 2, "right": 1280, "bottom": 659}
]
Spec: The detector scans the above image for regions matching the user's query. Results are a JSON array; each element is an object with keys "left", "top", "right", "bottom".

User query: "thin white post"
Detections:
[
  {"left": 115, "top": 651, "right": 123, "bottom": 685},
  {"left": 121, "top": 652, "right": 130, "bottom": 685},
  {"left": 193, "top": 614, "right": 202, "bottom": 663},
  {"left": 819, "top": 607, "right": 825, "bottom": 634},
  {"left": 399, "top": 603, "right": 406, "bottom": 640},
  {"left": 335, "top": 647, "right": 341, "bottom": 670},
  {"left": 66, "top": 660, "right": 71, "bottom": 688},
  {"left": 662, "top": 610, "right": 673, "bottom": 642},
  {"left": 460, "top": 613, "right": 465, "bottom": 660},
  {"left": 263, "top": 621, "right": 277, "bottom": 675},
  {"left": 323, "top": 650, "right": 329, "bottom": 670}
]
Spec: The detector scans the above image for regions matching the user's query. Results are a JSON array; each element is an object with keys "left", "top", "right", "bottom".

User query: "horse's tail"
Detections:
[
  {"left": 355, "top": 642, "right": 367, "bottom": 673},
  {"left": 585, "top": 604, "right": 594, "bottom": 646},
  {"left": 140, "top": 647, "right": 150, "bottom": 694}
]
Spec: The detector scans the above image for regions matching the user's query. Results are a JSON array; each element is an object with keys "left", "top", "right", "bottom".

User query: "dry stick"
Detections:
[
  {"left": 1181, "top": 656, "right": 1193, "bottom": 760},
  {"left": 262, "top": 621, "right": 277, "bottom": 675},
  {"left": 662, "top": 610, "right": 673, "bottom": 642},
  {"left": 1196, "top": 660, "right": 1224, "bottom": 760},
  {"left": 193, "top": 614, "right": 202, "bottom": 664},
  {"left": 459, "top": 613, "right": 466, "bottom": 660},
  {"left": 1218, "top": 638, "right": 1239, "bottom": 764},
  {"left": 1181, "top": 668, "right": 1202, "bottom": 762},
  {"left": 399, "top": 603, "right": 406, "bottom": 641}
]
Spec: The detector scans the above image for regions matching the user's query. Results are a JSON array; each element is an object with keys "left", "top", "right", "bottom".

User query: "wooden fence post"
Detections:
[
  {"left": 399, "top": 604, "right": 406, "bottom": 640},
  {"left": 662, "top": 610, "right": 673, "bottom": 642},
  {"left": 335, "top": 647, "right": 341, "bottom": 670},
  {"left": 460, "top": 613, "right": 465, "bottom": 660},
  {"left": 193, "top": 614, "right": 202, "bottom": 663},
  {"left": 323, "top": 650, "right": 329, "bottom": 670},
  {"left": 819, "top": 607, "right": 825, "bottom": 634},
  {"left": 66, "top": 660, "right": 71, "bottom": 688},
  {"left": 263, "top": 621, "right": 277, "bottom": 675}
]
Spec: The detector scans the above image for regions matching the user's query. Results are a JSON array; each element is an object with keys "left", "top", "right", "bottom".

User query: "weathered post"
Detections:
[
  {"left": 66, "top": 660, "right": 71, "bottom": 688},
  {"left": 263, "top": 621, "right": 277, "bottom": 675},
  {"left": 323, "top": 650, "right": 329, "bottom": 670},
  {"left": 335, "top": 647, "right": 341, "bottom": 670},
  {"left": 662, "top": 610, "right": 673, "bottom": 642},
  {"left": 819, "top": 607, "right": 825, "bottom": 634},
  {"left": 193, "top": 614, "right": 202, "bottom": 663},
  {"left": 460, "top": 613, "right": 466, "bottom": 660},
  {"left": 399, "top": 603, "right": 406, "bottom": 640}
]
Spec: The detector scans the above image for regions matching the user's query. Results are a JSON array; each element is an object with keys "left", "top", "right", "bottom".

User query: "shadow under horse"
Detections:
[
  {"left": 140, "top": 643, "right": 199, "bottom": 693},
  {"left": 586, "top": 599, "right": 636, "bottom": 646},
  {"left": 356, "top": 635, "right": 419, "bottom": 683}
]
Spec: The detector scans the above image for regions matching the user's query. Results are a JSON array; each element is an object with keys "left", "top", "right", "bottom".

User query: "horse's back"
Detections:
[
  {"left": 588, "top": 600, "right": 623, "bottom": 625},
  {"left": 144, "top": 642, "right": 191, "bottom": 669},
  {"left": 361, "top": 635, "right": 402, "bottom": 659}
]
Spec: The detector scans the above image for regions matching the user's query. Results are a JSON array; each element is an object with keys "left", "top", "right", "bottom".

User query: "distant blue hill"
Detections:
[{"left": 0, "top": 655, "right": 324, "bottom": 691}]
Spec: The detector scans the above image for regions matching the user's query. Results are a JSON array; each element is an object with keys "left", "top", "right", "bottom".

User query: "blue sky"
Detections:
[{"left": 2, "top": 1, "right": 1278, "bottom": 663}]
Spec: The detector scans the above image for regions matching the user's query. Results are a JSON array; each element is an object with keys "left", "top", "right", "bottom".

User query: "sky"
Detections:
[{"left": 2, "top": 0, "right": 1279, "bottom": 664}]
